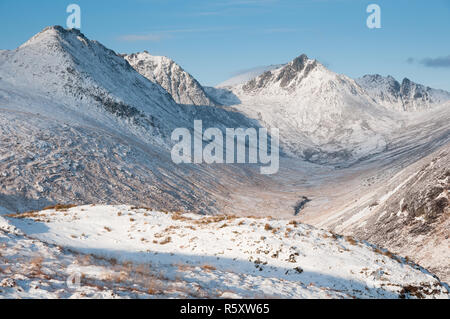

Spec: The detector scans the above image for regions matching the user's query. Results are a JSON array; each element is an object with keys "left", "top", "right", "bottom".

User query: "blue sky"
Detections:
[{"left": 1, "top": 0, "right": 449, "bottom": 89}]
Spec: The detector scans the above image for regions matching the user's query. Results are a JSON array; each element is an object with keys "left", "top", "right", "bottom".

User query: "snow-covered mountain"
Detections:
[
  {"left": 217, "top": 54, "right": 401, "bottom": 164},
  {"left": 0, "top": 26, "right": 261, "bottom": 215},
  {"left": 0, "top": 26, "right": 185, "bottom": 144},
  {"left": 124, "top": 52, "right": 217, "bottom": 106},
  {"left": 357, "top": 74, "right": 450, "bottom": 111},
  {"left": 319, "top": 142, "right": 450, "bottom": 283},
  {"left": 1, "top": 205, "right": 448, "bottom": 299},
  {"left": 0, "top": 26, "right": 258, "bottom": 144},
  {"left": 1, "top": 26, "right": 449, "bottom": 298}
]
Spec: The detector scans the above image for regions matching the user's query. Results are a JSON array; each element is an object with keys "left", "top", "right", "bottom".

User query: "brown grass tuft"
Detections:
[
  {"left": 159, "top": 237, "right": 172, "bottom": 245},
  {"left": 201, "top": 264, "right": 217, "bottom": 272},
  {"left": 43, "top": 204, "right": 77, "bottom": 211},
  {"left": 345, "top": 236, "right": 357, "bottom": 245}
]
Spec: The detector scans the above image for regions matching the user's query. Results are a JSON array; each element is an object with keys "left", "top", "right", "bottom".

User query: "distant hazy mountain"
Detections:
[{"left": 357, "top": 74, "right": 450, "bottom": 111}]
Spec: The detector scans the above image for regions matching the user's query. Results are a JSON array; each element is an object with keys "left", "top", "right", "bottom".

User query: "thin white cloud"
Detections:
[
  {"left": 117, "top": 27, "right": 234, "bottom": 42},
  {"left": 118, "top": 34, "right": 165, "bottom": 42},
  {"left": 196, "top": 11, "right": 220, "bottom": 16},
  {"left": 263, "top": 27, "right": 299, "bottom": 33}
]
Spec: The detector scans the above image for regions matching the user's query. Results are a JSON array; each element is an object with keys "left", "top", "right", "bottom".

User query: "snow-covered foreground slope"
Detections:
[
  {"left": 0, "top": 215, "right": 138, "bottom": 298},
  {"left": 124, "top": 52, "right": 217, "bottom": 106},
  {"left": 2, "top": 205, "right": 448, "bottom": 299}
]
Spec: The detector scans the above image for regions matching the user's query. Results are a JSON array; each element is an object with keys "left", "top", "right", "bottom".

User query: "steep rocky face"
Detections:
[
  {"left": 331, "top": 146, "right": 450, "bottom": 283},
  {"left": 372, "top": 150, "right": 448, "bottom": 236},
  {"left": 242, "top": 54, "right": 318, "bottom": 93},
  {"left": 357, "top": 74, "right": 450, "bottom": 111},
  {"left": 124, "top": 52, "right": 217, "bottom": 106}
]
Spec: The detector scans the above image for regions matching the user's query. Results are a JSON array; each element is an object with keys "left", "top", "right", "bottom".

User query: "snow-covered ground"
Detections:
[
  {"left": 1, "top": 205, "right": 448, "bottom": 299},
  {"left": 0, "top": 26, "right": 449, "bottom": 299}
]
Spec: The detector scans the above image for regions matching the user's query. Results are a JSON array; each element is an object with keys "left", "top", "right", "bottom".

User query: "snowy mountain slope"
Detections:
[
  {"left": 0, "top": 28, "right": 193, "bottom": 154},
  {"left": 202, "top": 86, "right": 242, "bottom": 106},
  {"left": 316, "top": 143, "right": 450, "bottom": 283},
  {"left": 357, "top": 74, "right": 450, "bottom": 111},
  {"left": 0, "top": 27, "right": 262, "bottom": 146},
  {"left": 2, "top": 205, "right": 448, "bottom": 299},
  {"left": 0, "top": 26, "right": 180, "bottom": 138},
  {"left": 218, "top": 54, "right": 403, "bottom": 164},
  {"left": 123, "top": 52, "right": 217, "bottom": 106},
  {"left": 0, "top": 26, "right": 272, "bottom": 215},
  {"left": 0, "top": 108, "right": 270, "bottom": 215},
  {"left": 1, "top": 27, "right": 446, "bottom": 170}
]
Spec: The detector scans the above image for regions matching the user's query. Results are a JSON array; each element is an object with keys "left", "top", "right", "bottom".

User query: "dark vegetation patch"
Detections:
[{"left": 293, "top": 196, "right": 311, "bottom": 216}]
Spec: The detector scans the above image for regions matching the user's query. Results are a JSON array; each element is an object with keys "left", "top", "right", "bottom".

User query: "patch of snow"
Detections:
[{"left": 4, "top": 205, "right": 448, "bottom": 299}]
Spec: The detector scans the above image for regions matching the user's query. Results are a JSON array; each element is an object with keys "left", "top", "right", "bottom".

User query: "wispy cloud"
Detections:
[
  {"left": 117, "top": 27, "right": 234, "bottom": 42},
  {"left": 186, "top": 0, "right": 277, "bottom": 16},
  {"left": 214, "top": 0, "right": 278, "bottom": 6},
  {"left": 420, "top": 55, "right": 450, "bottom": 68},
  {"left": 118, "top": 34, "right": 165, "bottom": 42},
  {"left": 407, "top": 55, "right": 450, "bottom": 68},
  {"left": 196, "top": 11, "right": 220, "bottom": 16},
  {"left": 262, "top": 27, "right": 299, "bottom": 34}
]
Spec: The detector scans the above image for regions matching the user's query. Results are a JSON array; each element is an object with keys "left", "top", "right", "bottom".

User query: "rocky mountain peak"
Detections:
[
  {"left": 124, "top": 52, "right": 217, "bottom": 106},
  {"left": 242, "top": 54, "right": 319, "bottom": 92},
  {"left": 357, "top": 74, "right": 450, "bottom": 111}
]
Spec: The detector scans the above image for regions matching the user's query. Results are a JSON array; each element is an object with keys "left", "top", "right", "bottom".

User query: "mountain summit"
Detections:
[
  {"left": 124, "top": 51, "right": 217, "bottom": 106},
  {"left": 217, "top": 54, "right": 398, "bottom": 164},
  {"left": 0, "top": 25, "right": 182, "bottom": 139},
  {"left": 357, "top": 74, "right": 450, "bottom": 111},
  {"left": 242, "top": 54, "right": 319, "bottom": 93}
]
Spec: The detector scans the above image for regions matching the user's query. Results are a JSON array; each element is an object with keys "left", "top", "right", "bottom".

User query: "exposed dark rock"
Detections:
[{"left": 294, "top": 196, "right": 311, "bottom": 216}]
